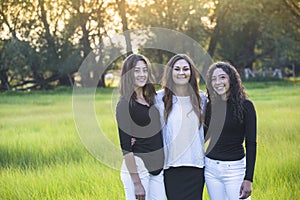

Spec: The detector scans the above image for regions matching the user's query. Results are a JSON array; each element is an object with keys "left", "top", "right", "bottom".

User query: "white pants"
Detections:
[
  {"left": 120, "top": 156, "right": 166, "bottom": 200},
  {"left": 205, "top": 157, "right": 250, "bottom": 200}
]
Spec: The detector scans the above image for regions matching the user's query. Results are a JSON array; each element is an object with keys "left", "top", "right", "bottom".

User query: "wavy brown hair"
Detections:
[
  {"left": 162, "top": 54, "right": 202, "bottom": 124},
  {"left": 206, "top": 61, "right": 247, "bottom": 123},
  {"left": 119, "top": 54, "right": 156, "bottom": 105}
]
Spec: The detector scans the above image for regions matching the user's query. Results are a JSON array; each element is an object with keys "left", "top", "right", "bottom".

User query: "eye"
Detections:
[
  {"left": 183, "top": 67, "right": 190, "bottom": 71},
  {"left": 174, "top": 67, "right": 180, "bottom": 71}
]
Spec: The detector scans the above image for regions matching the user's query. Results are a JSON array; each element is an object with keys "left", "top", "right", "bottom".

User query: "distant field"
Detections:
[{"left": 0, "top": 81, "right": 299, "bottom": 199}]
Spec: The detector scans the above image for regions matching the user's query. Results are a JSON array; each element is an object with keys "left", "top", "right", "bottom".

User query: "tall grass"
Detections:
[
  {"left": 244, "top": 82, "right": 300, "bottom": 199},
  {"left": 0, "top": 82, "right": 299, "bottom": 199}
]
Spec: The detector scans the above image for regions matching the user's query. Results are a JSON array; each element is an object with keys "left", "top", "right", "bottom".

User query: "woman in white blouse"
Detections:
[{"left": 155, "top": 54, "right": 206, "bottom": 200}]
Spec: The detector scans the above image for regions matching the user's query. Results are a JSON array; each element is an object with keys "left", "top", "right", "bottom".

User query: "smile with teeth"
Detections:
[
  {"left": 177, "top": 75, "right": 187, "bottom": 78},
  {"left": 214, "top": 84, "right": 226, "bottom": 91},
  {"left": 137, "top": 77, "right": 146, "bottom": 81},
  {"left": 216, "top": 85, "right": 224, "bottom": 89}
]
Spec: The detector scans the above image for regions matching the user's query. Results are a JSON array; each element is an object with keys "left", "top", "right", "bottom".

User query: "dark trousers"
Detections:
[{"left": 164, "top": 166, "right": 205, "bottom": 200}]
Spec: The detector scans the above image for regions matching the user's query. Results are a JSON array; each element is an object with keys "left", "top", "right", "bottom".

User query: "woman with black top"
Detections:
[
  {"left": 204, "top": 62, "right": 257, "bottom": 199},
  {"left": 116, "top": 54, "right": 165, "bottom": 200}
]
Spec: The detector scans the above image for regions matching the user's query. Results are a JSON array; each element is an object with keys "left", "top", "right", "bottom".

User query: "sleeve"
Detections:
[
  {"left": 200, "top": 91, "right": 208, "bottom": 118},
  {"left": 243, "top": 99, "right": 257, "bottom": 182},
  {"left": 116, "top": 99, "right": 133, "bottom": 155},
  {"left": 203, "top": 101, "right": 210, "bottom": 139},
  {"left": 154, "top": 90, "right": 165, "bottom": 127}
]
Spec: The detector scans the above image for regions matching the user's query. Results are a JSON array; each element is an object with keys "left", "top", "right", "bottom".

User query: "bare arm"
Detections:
[{"left": 124, "top": 153, "right": 145, "bottom": 200}]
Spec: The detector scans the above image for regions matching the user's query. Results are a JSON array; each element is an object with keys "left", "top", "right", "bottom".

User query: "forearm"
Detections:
[
  {"left": 124, "top": 152, "right": 141, "bottom": 184},
  {"left": 124, "top": 152, "right": 145, "bottom": 199}
]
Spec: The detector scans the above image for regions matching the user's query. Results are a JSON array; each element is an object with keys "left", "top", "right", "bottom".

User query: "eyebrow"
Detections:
[
  {"left": 212, "top": 74, "right": 227, "bottom": 79},
  {"left": 213, "top": 73, "right": 227, "bottom": 76},
  {"left": 174, "top": 65, "right": 189, "bottom": 68},
  {"left": 135, "top": 65, "right": 147, "bottom": 69}
]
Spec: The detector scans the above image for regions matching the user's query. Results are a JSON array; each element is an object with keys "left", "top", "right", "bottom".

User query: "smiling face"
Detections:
[
  {"left": 134, "top": 60, "right": 148, "bottom": 88},
  {"left": 172, "top": 59, "right": 191, "bottom": 86},
  {"left": 211, "top": 68, "right": 230, "bottom": 99}
]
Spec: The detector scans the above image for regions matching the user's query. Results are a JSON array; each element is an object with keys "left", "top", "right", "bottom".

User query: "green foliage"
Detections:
[
  {"left": 1, "top": 0, "right": 299, "bottom": 91},
  {"left": 213, "top": 0, "right": 300, "bottom": 69}
]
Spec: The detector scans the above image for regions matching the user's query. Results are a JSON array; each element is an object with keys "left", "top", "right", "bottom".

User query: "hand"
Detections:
[
  {"left": 239, "top": 180, "right": 252, "bottom": 199},
  {"left": 131, "top": 137, "right": 136, "bottom": 146},
  {"left": 134, "top": 182, "right": 145, "bottom": 200}
]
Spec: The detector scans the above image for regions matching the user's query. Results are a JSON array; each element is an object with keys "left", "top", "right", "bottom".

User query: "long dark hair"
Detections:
[
  {"left": 119, "top": 54, "right": 156, "bottom": 105},
  {"left": 206, "top": 61, "right": 247, "bottom": 123},
  {"left": 162, "top": 54, "right": 202, "bottom": 124}
]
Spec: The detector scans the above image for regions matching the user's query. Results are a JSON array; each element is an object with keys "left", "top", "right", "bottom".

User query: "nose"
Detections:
[
  {"left": 179, "top": 69, "right": 185, "bottom": 74},
  {"left": 137, "top": 70, "right": 145, "bottom": 76}
]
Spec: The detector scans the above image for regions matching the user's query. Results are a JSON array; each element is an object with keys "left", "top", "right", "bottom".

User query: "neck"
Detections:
[
  {"left": 221, "top": 94, "right": 227, "bottom": 101},
  {"left": 135, "top": 87, "right": 144, "bottom": 98},
  {"left": 221, "top": 91, "right": 230, "bottom": 101},
  {"left": 173, "top": 85, "right": 189, "bottom": 96}
]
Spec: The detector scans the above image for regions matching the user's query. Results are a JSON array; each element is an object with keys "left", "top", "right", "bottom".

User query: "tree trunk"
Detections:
[
  {"left": 207, "top": 5, "right": 229, "bottom": 58},
  {"left": 38, "top": 0, "right": 59, "bottom": 62},
  {"left": 207, "top": 24, "right": 219, "bottom": 58},
  {"left": 116, "top": 0, "right": 132, "bottom": 55},
  {"left": 0, "top": 69, "right": 10, "bottom": 91},
  {"left": 81, "top": 24, "right": 91, "bottom": 57}
]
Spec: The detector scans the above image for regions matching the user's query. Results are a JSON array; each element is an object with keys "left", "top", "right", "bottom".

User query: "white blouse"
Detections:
[{"left": 155, "top": 90, "right": 206, "bottom": 169}]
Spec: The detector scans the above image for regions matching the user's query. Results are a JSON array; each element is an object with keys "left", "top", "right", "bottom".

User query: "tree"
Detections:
[
  {"left": 116, "top": 0, "right": 133, "bottom": 55},
  {"left": 0, "top": 0, "right": 122, "bottom": 90},
  {"left": 64, "top": 0, "right": 120, "bottom": 87},
  {"left": 205, "top": 0, "right": 300, "bottom": 74},
  {"left": 130, "top": 0, "right": 210, "bottom": 75}
]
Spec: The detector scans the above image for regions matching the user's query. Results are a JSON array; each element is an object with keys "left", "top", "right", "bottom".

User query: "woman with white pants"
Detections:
[
  {"left": 116, "top": 54, "right": 165, "bottom": 200},
  {"left": 121, "top": 156, "right": 165, "bottom": 200},
  {"left": 204, "top": 62, "right": 257, "bottom": 200}
]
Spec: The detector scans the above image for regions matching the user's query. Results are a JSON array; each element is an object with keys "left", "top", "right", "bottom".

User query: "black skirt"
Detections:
[{"left": 164, "top": 166, "right": 205, "bottom": 200}]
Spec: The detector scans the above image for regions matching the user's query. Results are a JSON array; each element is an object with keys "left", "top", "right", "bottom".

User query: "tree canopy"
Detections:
[{"left": 0, "top": 0, "right": 299, "bottom": 91}]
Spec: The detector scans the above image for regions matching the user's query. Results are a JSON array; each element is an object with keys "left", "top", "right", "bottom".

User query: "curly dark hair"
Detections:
[
  {"left": 206, "top": 61, "right": 247, "bottom": 123},
  {"left": 162, "top": 54, "right": 202, "bottom": 124}
]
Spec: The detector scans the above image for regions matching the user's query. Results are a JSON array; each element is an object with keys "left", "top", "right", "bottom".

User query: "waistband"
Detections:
[{"left": 205, "top": 156, "right": 245, "bottom": 165}]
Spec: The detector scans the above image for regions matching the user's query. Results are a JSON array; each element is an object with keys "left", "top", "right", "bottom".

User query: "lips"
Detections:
[
  {"left": 136, "top": 77, "right": 146, "bottom": 81},
  {"left": 215, "top": 86, "right": 225, "bottom": 90}
]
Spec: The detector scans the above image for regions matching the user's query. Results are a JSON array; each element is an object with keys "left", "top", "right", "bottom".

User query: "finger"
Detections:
[
  {"left": 239, "top": 188, "right": 243, "bottom": 196},
  {"left": 239, "top": 184, "right": 244, "bottom": 195},
  {"left": 245, "top": 191, "right": 251, "bottom": 198},
  {"left": 239, "top": 190, "right": 246, "bottom": 199},
  {"left": 239, "top": 192, "right": 251, "bottom": 199},
  {"left": 136, "top": 194, "right": 145, "bottom": 200},
  {"left": 138, "top": 194, "right": 145, "bottom": 200}
]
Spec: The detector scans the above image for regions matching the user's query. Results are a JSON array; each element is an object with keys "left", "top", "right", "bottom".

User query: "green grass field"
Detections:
[{"left": 0, "top": 81, "right": 299, "bottom": 199}]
